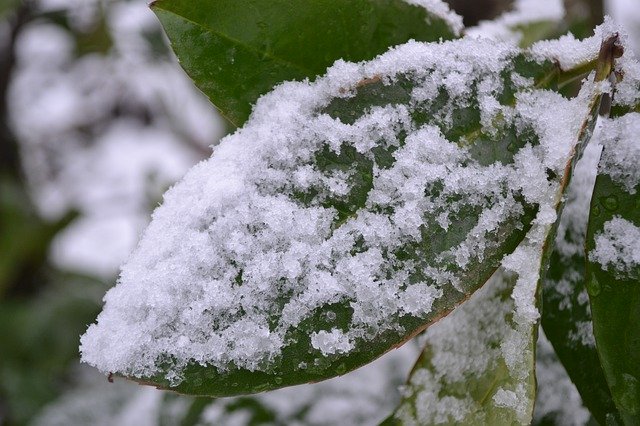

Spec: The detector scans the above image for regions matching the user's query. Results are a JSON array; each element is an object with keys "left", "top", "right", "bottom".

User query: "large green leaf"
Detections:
[
  {"left": 80, "top": 36, "right": 607, "bottom": 397},
  {"left": 586, "top": 112, "right": 640, "bottom": 425},
  {"left": 151, "top": 0, "right": 462, "bottom": 126}
]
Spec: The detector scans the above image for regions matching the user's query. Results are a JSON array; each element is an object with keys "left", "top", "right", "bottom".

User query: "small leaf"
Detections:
[
  {"left": 80, "top": 37, "right": 605, "bottom": 397},
  {"left": 151, "top": 0, "right": 462, "bottom": 126},
  {"left": 586, "top": 112, "right": 640, "bottom": 424},
  {"left": 382, "top": 266, "right": 538, "bottom": 425}
]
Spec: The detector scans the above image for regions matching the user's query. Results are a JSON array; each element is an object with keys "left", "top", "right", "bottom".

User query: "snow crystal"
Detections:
[
  {"left": 402, "top": 0, "right": 464, "bottom": 36},
  {"left": 590, "top": 217, "right": 640, "bottom": 279},
  {"left": 467, "top": 0, "right": 564, "bottom": 45},
  {"left": 530, "top": 16, "right": 621, "bottom": 70},
  {"left": 80, "top": 36, "right": 599, "bottom": 384},
  {"left": 613, "top": 53, "right": 640, "bottom": 108},
  {"left": 310, "top": 329, "right": 354, "bottom": 356},
  {"left": 598, "top": 113, "right": 640, "bottom": 193}
]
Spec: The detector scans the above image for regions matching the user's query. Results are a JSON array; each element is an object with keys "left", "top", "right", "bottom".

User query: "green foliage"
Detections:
[
  {"left": 0, "top": 273, "right": 104, "bottom": 425},
  {"left": 89, "top": 2, "right": 640, "bottom": 424},
  {"left": 383, "top": 271, "right": 538, "bottom": 425},
  {"left": 7, "top": 0, "right": 640, "bottom": 424}
]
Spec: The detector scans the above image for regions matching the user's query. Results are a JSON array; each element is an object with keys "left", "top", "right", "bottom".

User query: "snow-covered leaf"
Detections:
[
  {"left": 80, "top": 36, "right": 606, "bottom": 397},
  {"left": 540, "top": 130, "right": 621, "bottom": 424},
  {"left": 151, "top": 0, "right": 462, "bottom": 126},
  {"left": 586, "top": 112, "right": 640, "bottom": 424}
]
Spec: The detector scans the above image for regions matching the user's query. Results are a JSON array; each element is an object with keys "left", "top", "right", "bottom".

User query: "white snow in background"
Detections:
[
  {"left": 80, "top": 34, "right": 597, "bottom": 384},
  {"left": 467, "top": 0, "right": 565, "bottom": 44},
  {"left": 590, "top": 217, "right": 640, "bottom": 278},
  {"left": 51, "top": 215, "right": 146, "bottom": 278},
  {"left": 534, "top": 332, "right": 591, "bottom": 426},
  {"left": 402, "top": 0, "right": 464, "bottom": 35},
  {"left": 598, "top": 113, "right": 640, "bottom": 193},
  {"left": 9, "top": 0, "right": 225, "bottom": 277},
  {"left": 530, "top": 16, "right": 620, "bottom": 70}
]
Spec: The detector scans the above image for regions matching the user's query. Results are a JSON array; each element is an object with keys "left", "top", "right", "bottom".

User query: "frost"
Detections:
[
  {"left": 530, "top": 17, "right": 621, "bottom": 70},
  {"left": 590, "top": 216, "right": 640, "bottom": 279},
  {"left": 80, "top": 36, "right": 598, "bottom": 385},
  {"left": 598, "top": 113, "right": 640, "bottom": 193},
  {"left": 467, "top": 0, "right": 564, "bottom": 45},
  {"left": 402, "top": 0, "right": 464, "bottom": 36}
]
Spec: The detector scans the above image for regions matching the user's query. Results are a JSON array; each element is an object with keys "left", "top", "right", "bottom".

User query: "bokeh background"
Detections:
[{"left": 1, "top": 0, "right": 638, "bottom": 425}]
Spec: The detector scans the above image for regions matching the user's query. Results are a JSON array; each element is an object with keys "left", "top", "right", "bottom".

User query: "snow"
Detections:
[
  {"left": 598, "top": 113, "right": 640, "bottom": 193},
  {"left": 612, "top": 51, "right": 640, "bottom": 109},
  {"left": 530, "top": 16, "right": 621, "bottom": 70},
  {"left": 402, "top": 0, "right": 464, "bottom": 36},
  {"left": 80, "top": 35, "right": 600, "bottom": 385},
  {"left": 467, "top": 0, "right": 564, "bottom": 45},
  {"left": 590, "top": 216, "right": 640, "bottom": 279},
  {"left": 310, "top": 329, "right": 354, "bottom": 356},
  {"left": 9, "top": 4, "right": 224, "bottom": 277}
]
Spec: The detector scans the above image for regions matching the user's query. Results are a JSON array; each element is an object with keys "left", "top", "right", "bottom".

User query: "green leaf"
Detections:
[
  {"left": 586, "top": 112, "right": 640, "bottom": 425},
  {"left": 81, "top": 37, "right": 607, "bottom": 398},
  {"left": 151, "top": 0, "right": 461, "bottom": 126},
  {"left": 540, "top": 136, "right": 621, "bottom": 424},
  {"left": 382, "top": 268, "right": 538, "bottom": 425}
]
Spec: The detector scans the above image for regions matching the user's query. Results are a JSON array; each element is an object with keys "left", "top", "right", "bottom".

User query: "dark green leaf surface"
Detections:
[
  {"left": 587, "top": 136, "right": 640, "bottom": 424},
  {"left": 151, "top": 0, "right": 459, "bottom": 125}
]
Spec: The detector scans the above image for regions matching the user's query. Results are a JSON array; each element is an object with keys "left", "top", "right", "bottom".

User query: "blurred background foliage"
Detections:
[{"left": 0, "top": 0, "right": 637, "bottom": 425}]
